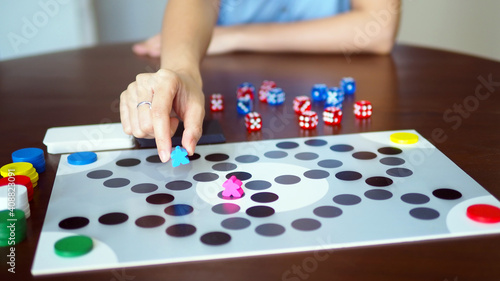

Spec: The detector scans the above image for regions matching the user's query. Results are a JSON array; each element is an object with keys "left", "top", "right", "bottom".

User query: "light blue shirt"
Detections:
[{"left": 217, "top": 0, "right": 351, "bottom": 25}]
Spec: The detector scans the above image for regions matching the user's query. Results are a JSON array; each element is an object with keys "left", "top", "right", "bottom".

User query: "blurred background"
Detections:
[{"left": 1, "top": 0, "right": 499, "bottom": 61}]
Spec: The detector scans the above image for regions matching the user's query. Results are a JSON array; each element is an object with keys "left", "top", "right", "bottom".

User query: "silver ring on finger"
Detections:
[{"left": 137, "top": 101, "right": 152, "bottom": 109}]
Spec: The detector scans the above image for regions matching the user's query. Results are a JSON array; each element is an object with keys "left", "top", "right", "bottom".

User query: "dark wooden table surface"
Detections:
[{"left": 1, "top": 43, "right": 500, "bottom": 281}]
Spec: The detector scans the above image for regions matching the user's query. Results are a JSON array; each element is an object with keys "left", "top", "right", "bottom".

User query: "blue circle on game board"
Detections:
[
  {"left": 87, "top": 169, "right": 113, "bottom": 179},
  {"left": 264, "top": 151, "right": 288, "bottom": 159},
  {"left": 317, "top": 159, "right": 343, "bottom": 169},
  {"left": 221, "top": 217, "right": 251, "bottom": 230},
  {"left": 164, "top": 204, "right": 194, "bottom": 216},
  {"left": 67, "top": 152, "right": 97, "bottom": 165},
  {"left": 304, "top": 139, "right": 327, "bottom": 147},
  {"left": 235, "top": 155, "right": 259, "bottom": 163},
  {"left": 255, "top": 223, "right": 285, "bottom": 237},
  {"left": 245, "top": 180, "right": 272, "bottom": 190},
  {"left": 276, "top": 141, "right": 299, "bottom": 149}
]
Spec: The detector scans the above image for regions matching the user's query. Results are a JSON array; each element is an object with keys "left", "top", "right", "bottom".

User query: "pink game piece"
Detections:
[{"left": 222, "top": 176, "right": 244, "bottom": 198}]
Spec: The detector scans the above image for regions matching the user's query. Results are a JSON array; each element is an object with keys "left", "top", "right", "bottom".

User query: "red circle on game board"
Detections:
[{"left": 466, "top": 204, "right": 500, "bottom": 224}]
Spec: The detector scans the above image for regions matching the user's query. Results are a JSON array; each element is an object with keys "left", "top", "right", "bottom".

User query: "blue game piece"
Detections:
[
  {"left": 341, "top": 77, "right": 356, "bottom": 95},
  {"left": 237, "top": 97, "right": 253, "bottom": 114},
  {"left": 12, "top": 147, "right": 46, "bottom": 173},
  {"left": 267, "top": 88, "right": 285, "bottom": 105},
  {"left": 311, "top": 84, "right": 328, "bottom": 102},
  {"left": 170, "top": 146, "right": 189, "bottom": 167},
  {"left": 67, "top": 151, "right": 98, "bottom": 165},
  {"left": 238, "top": 82, "right": 255, "bottom": 93}
]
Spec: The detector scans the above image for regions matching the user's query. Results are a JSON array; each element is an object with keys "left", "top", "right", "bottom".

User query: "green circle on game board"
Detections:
[{"left": 54, "top": 235, "right": 93, "bottom": 257}]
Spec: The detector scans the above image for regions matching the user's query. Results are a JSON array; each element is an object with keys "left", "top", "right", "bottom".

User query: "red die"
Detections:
[
  {"left": 323, "top": 106, "right": 343, "bottom": 125},
  {"left": 354, "top": 100, "right": 372, "bottom": 118},
  {"left": 293, "top": 96, "right": 312, "bottom": 114},
  {"left": 245, "top": 112, "right": 262, "bottom": 131},
  {"left": 299, "top": 110, "right": 318, "bottom": 129},
  {"left": 237, "top": 88, "right": 254, "bottom": 101},
  {"left": 210, "top": 93, "right": 224, "bottom": 112},
  {"left": 258, "top": 80, "right": 276, "bottom": 102}
]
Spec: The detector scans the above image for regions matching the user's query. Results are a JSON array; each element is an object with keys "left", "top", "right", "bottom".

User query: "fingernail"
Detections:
[{"left": 159, "top": 150, "right": 170, "bottom": 163}]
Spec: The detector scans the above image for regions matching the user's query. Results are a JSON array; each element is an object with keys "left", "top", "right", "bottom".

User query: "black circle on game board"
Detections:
[
  {"left": 386, "top": 168, "right": 413, "bottom": 177},
  {"left": 205, "top": 153, "right": 229, "bottom": 162},
  {"left": 255, "top": 223, "right": 285, "bottom": 237},
  {"left": 305, "top": 139, "right": 328, "bottom": 147},
  {"left": 352, "top": 151, "right": 377, "bottom": 160},
  {"left": 212, "top": 162, "right": 237, "bottom": 171},
  {"left": 401, "top": 193, "right": 430, "bottom": 205},
  {"left": 98, "top": 212, "right": 129, "bottom": 225},
  {"left": 59, "top": 216, "right": 89, "bottom": 230},
  {"left": 246, "top": 206, "right": 275, "bottom": 218},
  {"left": 317, "top": 159, "right": 343, "bottom": 169},
  {"left": 380, "top": 157, "right": 405, "bottom": 166},
  {"left": 276, "top": 141, "right": 299, "bottom": 149},
  {"left": 235, "top": 155, "right": 259, "bottom": 163},
  {"left": 365, "top": 176, "right": 393, "bottom": 187},
  {"left": 135, "top": 215, "right": 165, "bottom": 228},
  {"left": 166, "top": 224, "right": 196, "bottom": 237},
  {"left": 87, "top": 169, "right": 113, "bottom": 179},
  {"left": 409, "top": 207, "right": 440, "bottom": 220},
  {"left": 378, "top": 147, "right": 403, "bottom": 155},
  {"left": 226, "top": 171, "right": 252, "bottom": 181},
  {"left": 313, "top": 206, "right": 343, "bottom": 218},
  {"left": 245, "top": 180, "right": 272, "bottom": 190},
  {"left": 221, "top": 217, "right": 251, "bottom": 230},
  {"left": 295, "top": 152, "right": 319, "bottom": 161},
  {"left": 264, "top": 150, "right": 288, "bottom": 159},
  {"left": 251, "top": 192, "right": 279, "bottom": 203},
  {"left": 304, "top": 169, "right": 330, "bottom": 179},
  {"left": 335, "top": 171, "right": 362, "bottom": 181},
  {"left": 131, "top": 183, "right": 158, "bottom": 193},
  {"left": 146, "top": 193, "right": 175, "bottom": 205},
  {"left": 291, "top": 218, "right": 321, "bottom": 231},
  {"left": 116, "top": 158, "right": 141, "bottom": 167},
  {"left": 164, "top": 204, "right": 194, "bottom": 216},
  {"left": 103, "top": 178, "right": 130, "bottom": 188},
  {"left": 188, "top": 153, "right": 201, "bottom": 161},
  {"left": 165, "top": 180, "right": 192, "bottom": 191},
  {"left": 217, "top": 191, "right": 246, "bottom": 200},
  {"left": 330, "top": 144, "right": 354, "bottom": 152},
  {"left": 146, "top": 155, "right": 161, "bottom": 163},
  {"left": 275, "top": 175, "right": 301, "bottom": 185},
  {"left": 200, "top": 231, "right": 231, "bottom": 246},
  {"left": 212, "top": 203, "right": 240, "bottom": 214},
  {"left": 432, "top": 188, "right": 462, "bottom": 200},
  {"left": 364, "top": 189, "right": 393, "bottom": 200},
  {"left": 333, "top": 194, "right": 362, "bottom": 206},
  {"left": 193, "top": 172, "right": 219, "bottom": 182}
]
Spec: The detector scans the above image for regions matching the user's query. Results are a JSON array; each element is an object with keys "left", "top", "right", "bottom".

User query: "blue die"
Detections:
[
  {"left": 238, "top": 82, "right": 255, "bottom": 93},
  {"left": 267, "top": 88, "right": 285, "bottom": 105},
  {"left": 237, "top": 96, "right": 253, "bottom": 114},
  {"left": 341, "top": 77, "right": 356, "bottom": 95},
  {"left": 311, "top": 84, "right": 328, "bottom": 102},
  {"left": 325, "top": 87, "right": 343, "bottom": 109}
]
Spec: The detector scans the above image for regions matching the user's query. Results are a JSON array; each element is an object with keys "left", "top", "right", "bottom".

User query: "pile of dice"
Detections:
[{"left": 209, "top": 77, "right": 370, "bottom": 132}]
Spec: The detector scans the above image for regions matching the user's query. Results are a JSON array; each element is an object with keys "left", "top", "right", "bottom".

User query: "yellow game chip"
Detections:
[
  {"left": 0, "top": 162, "right": 34, "bottom": 177},
  {"left": 390, "top": 132, "right": 419, "bottom": 145}
]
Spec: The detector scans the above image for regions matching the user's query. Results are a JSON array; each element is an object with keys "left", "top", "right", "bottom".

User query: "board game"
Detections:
[{"left": 31, "top": 130, "right": 500, "bottom": 275}]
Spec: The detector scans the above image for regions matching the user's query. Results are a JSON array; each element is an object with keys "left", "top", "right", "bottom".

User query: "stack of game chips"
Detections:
[
  {"left": 0, "top": 184, "right": 30, "bottom": 218},
  {"left": 1, "top": 162, "right": 39, "bottom": 188},
  {"left": 12, "top": 148, "right": 46, "bottom": 173},
  {"left": 0, "top": 209, "right": 27, "bottom": 246},
  {"left": 0, "top": 175, "right": 33, "bottom": 202}
]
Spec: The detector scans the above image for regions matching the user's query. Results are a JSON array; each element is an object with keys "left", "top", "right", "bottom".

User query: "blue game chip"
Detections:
[
  {"left": 67, "top": 152, "right": 98, "bottom": 165},
  {"left": 12, "top": 147, "right": 46, "bottom": 173}
]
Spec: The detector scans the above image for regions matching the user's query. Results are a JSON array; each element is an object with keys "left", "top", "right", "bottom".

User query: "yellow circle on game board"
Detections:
[
  {"left": 390, "top": 132, "right": 419, "bottom": 144},
  {"left": 0, "top": 162, "right": 34, "bottom": 177}
]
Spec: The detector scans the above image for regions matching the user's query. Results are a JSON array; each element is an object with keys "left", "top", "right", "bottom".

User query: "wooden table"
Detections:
[{"left": 1, "top": 44, "right": 499, "bottom": 281}]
